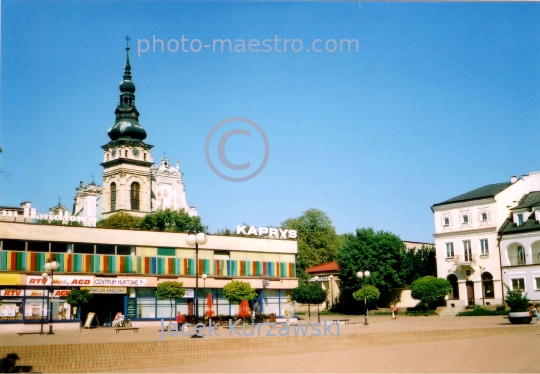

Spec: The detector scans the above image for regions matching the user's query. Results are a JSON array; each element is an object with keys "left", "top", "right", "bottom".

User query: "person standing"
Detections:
[
  {"left": 531, "top": 304, "right": 540, "bottom": 324},
  {"left": 392, "top": 304, "right": 399, "bottom": 319},
  {"left": 176, "top": 311, "right": 186, "bottom": 330}
]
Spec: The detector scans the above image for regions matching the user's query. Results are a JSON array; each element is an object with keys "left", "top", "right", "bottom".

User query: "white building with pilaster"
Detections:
[{"left": 432, "top": 177, "right": 524, "bottom": 308}]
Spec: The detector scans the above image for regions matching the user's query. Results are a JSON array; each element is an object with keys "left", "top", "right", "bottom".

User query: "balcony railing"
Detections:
[
  {"left": 0, "top": 250, "right": 296, "bottom": 278},
  {"left": 453, "top": 254, "right": 476, "bottom": 266},
  {"left": 508, "top": 255, "right": 527, "bottom": 266}
]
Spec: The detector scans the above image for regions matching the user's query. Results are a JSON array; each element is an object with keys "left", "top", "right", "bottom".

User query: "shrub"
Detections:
[
  {"left": 504, "top": 284, "right": 530, "bottom": 312},
  {"left": 410, "top": 276, "right": 452, "bottom": 309}
]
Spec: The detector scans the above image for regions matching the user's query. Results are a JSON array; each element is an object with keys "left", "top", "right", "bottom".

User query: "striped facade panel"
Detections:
[
  {"left": 0, "top": 251, "right": 297, "bottom": 278},
  {"left": 0, "top": 251, "right": 26, "bottom": 271}
]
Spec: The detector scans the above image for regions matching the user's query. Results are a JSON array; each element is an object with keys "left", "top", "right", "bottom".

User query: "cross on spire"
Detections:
[
  {"left": 58, "top": 197, "right": 61, "bottom": 205},
  {"left": 125, "top": 35, "right": 131, "bottom": 47},
  {"left": 91, "top": 174, "right": 95, "bottom": 183}
]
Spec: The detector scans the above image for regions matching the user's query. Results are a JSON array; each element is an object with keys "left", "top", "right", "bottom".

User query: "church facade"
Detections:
[{"left": 74, "top": 45, "right": 197, "bottom": 223}]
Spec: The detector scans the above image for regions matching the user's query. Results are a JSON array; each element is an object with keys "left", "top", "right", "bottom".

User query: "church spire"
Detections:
[
  {"left": 107, "top": 38, "right": 147, "bottom": 141},
  {"left": 123, "top": 35, "right": 132, "bottom": 81}
]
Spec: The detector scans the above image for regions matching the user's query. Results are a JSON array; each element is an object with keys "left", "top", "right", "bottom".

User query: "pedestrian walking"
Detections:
[{"left": 392, "top": 304, "right": 398, "bottom": 319}]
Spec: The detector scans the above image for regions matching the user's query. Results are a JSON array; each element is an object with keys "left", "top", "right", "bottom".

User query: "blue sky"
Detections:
[{"left": 1, "top": 1, "right": 539, "bottom": 243}]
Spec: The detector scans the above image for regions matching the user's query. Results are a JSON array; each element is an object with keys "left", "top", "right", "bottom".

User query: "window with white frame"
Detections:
[
  {"left": 536, "top": 277, "right": 540, "bottom": 290},
  {"left": 511, "top": 278, "right": 525, "bottom": 291},
  {"left": 443, "top": 217, "right": 449, "bottom": 226},
  {"left": 480, "top": 239, "right": 489, "bottom": 255},
  {"left": 463, "top": 240, "right": 472, "bottom": 262},
  {"left": 481, "top": 213, "right": 487, "bottom": 221},
  {"left": 445, "top": 243, "right": 454, "bottom": 258},
  {"left": 462, "top": 215, "right": 468, "bottom": 224},
  {"left": 518, "top": 213, "right": 524, "bottom": 226}
]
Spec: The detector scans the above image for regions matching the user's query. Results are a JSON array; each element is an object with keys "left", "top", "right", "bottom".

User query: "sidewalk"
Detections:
[
  {"left": 1, "top": 315, "right": 539, "bottom": 373},
  {"left": 0, "top": 314, "right": 532, "bottom": 346}
]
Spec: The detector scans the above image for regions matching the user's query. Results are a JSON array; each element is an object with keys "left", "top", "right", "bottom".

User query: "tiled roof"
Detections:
[
  {"left": 306, "top": 261, "right": 339, "bottom": 274},
  {"left": 432, "top": 182, "right": 512, "bottom": 207}
]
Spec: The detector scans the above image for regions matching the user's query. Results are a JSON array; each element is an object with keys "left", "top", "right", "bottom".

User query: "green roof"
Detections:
[
  {"left": 432, "top": 182, "right": 511, "bottom": 207},
  {"left": 510, "top": 191, "right": 540, "bottom": 210},
  {"left": 499, "top": 191, "right": 540, "bottom": 235},
  {"left": 499, "top": 214, "right": 540, "bottom": 235}
]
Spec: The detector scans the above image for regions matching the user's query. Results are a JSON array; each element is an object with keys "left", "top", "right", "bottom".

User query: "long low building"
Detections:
[{"left": 0, "top": 221, "right": 298, "bottom": 327}]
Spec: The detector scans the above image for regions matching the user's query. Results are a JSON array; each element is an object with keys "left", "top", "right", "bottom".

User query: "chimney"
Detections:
[{"left": 511, "top": 176, "right": 517, "bottom": 184}]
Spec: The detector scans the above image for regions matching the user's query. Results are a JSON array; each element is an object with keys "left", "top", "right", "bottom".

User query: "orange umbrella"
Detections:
[
  {"left": 205, "top": 293, "right": 214, "bottom": 318},
  {"left": 238, "top": 300, "right": 250, "bottom": 319}
]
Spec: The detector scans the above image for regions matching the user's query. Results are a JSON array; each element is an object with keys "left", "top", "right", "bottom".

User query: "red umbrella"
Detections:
[
  {"left": 205, "top": 293, "right": 214, "bottom": 318},
  {"left": 238, "top": 300, "right": 250, "bottom": 319}
]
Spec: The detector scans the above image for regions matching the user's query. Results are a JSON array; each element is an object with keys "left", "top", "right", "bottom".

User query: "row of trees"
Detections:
[{"left": 96, "top": 209, "right": 206, "bottom": 233}]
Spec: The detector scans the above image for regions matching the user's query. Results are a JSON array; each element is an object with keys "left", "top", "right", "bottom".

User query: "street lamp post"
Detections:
[
  {"left": 42, "top": 258, "right": 60, "bottom": 335},
  {"left": 328, "top": 275, "right": 333, "bottom": 309},
  {"left": 202, "top": 274, "right": 207, "bottom": 289},
  {"left": 356, "top": 270, "right": 371, "bottom": 326},
  {"left": 313, "top": 276, "right": 321, "bottom": 323},
  {"left": 186, "top": 232, "right": 208, "bottom": 338}
]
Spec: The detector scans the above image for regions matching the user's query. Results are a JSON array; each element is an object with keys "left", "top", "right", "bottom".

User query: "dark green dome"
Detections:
[
  {"left": 120, "top": 80, "right": 135, "bottom": 93},
  {"left": 106, "top": 44, "right": 147, "bottom": 142},
  {"left": 108, "top": 118, "right": 147, "bottom": 141}
]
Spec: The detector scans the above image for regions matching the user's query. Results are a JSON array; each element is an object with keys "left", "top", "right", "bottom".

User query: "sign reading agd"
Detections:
[{"left": 236, "top": 226, "right": 297, "bottom": 239}]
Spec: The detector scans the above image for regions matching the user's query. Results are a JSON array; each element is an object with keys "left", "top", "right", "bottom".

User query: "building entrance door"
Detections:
[
  {"left": 87, "top": 294, "right": 124, "bottom": 326},
  {"left": 466, "top": 281, "right": 475, "bottom": 305}
]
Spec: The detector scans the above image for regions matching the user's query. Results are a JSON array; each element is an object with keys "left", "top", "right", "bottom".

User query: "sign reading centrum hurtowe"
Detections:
[{"left": 236, "top": 225, "right": 297, "bottom": 239}]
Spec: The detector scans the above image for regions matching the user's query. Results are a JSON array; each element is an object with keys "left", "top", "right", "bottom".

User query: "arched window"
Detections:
[
  {"left": 110, "top": 183, "right": 117, "bottom": 211},
  {"left": 482, "top": 272, "right": 494, "bottom": 299},
  {"left": 130, "top": 182, "right": 140, "bottom": 210},
  {"left": 447, "top": 274, "right": 459, "bottom": 300}
]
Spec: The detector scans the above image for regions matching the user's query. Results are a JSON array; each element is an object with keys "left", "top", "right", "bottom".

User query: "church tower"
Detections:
[{"left": 101, "top": 45, "right": 154, "bottom": 218}]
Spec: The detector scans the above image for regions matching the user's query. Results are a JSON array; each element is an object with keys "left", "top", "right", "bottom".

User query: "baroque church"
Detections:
[{"left": 72, "top": 45, "right": 197, "bottom": 223}]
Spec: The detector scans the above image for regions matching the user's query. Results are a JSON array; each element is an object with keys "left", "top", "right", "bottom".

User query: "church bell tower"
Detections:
[{"left": 101, "top": 43, "right": 154, "bottom": 218}]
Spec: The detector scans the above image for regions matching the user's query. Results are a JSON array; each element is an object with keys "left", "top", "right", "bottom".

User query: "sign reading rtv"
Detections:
[{"left": 236, "top": 226, "right": 297, "bottom": 239}]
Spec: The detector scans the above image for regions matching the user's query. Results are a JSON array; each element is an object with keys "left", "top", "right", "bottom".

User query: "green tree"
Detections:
[
  {"left": 291, "top": 282, "right": 327, "bottom": 317},
  {"left": 65, "top": 288, "right": 93, "bottom": 321},
  {"left": 96, "top": 211, "right": 143, "bottom": 229},
  {"left": 222, "top": 281, "right": 257, "bottom": 304},
  {"left": 352, "top": 284, "right": 380, "bottom": 304},
  {"left": 338, "top": 228, "right": 404, "bottom": 294},
  {"left": 410, "top": 276, "right": 452, "bottom": 309},
  {"left": 157, "top": 281, "right": 186, "bottom": 323},
  {"left": 400, "top": 244, "right": 437, "bottom": 285},
  {"left": 281, "top": 209, "right": 341, "bottom": 283},
  {"left": 335, "top": 228, "right": 404, "bottom": 314},
  {"left": 222, "top": 280, "right": 257, "bottom": 322},
  {"left": 504, "top": 284, "right": 530, "bottom": 312},
  {"left": 138, "top": 209, "right": 206, "bottom": 233}
]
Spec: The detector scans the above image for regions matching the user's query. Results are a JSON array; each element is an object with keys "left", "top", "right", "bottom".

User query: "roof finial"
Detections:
[{"left": 123, "top": 35, "right": 132, "bottom": 79}]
